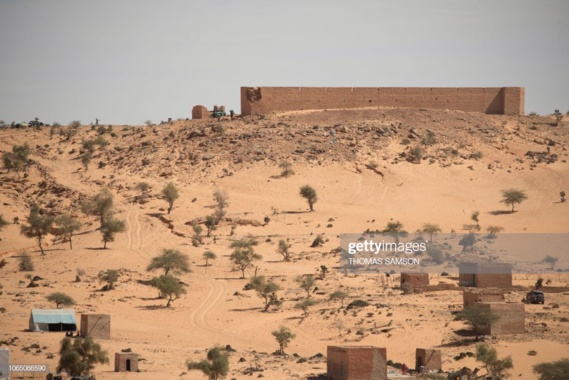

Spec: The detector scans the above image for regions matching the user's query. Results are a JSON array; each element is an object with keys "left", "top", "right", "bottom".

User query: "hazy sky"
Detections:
[{"left": 1, "top": 0, "right": 568, "bottom": 125}]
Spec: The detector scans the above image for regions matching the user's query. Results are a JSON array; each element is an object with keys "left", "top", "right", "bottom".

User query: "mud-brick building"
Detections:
[
  {"left": 415, "top": 348, "right": 442, "bottom": 372},
  {"left": 400, "top": 272, "right": 429, "bottom": 293},
  {"left": 463, "top": 288, "right": 505, "bottom": 308},
  {"left": 458, "top": 262, "right": 513, "bottom": 288},
  {"left": 80, "top": 314, "right": 111, "bottom": 339},
  {"left": 475, "top": 303, "right": 525, "bottom": 335},
  {"left": 115, "top": 352, "right": 139, "bottom": 372},
  {"left": 327, "top": 346, "right": 387, "bottom": 380},
  {"left": 192, "top": 105, "right": 210, "bottom": 119}
]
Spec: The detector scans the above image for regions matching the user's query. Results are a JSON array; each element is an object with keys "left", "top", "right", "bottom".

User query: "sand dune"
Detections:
[{"left": 0, "top": 108, "right": 568, "bottom": 379}]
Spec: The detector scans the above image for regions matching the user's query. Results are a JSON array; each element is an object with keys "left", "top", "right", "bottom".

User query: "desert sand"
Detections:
[{"left": 1, "top": 107, "right": 568, "bottom": 379}]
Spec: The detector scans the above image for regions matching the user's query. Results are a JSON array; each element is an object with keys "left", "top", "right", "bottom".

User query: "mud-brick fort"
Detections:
[{"left": 240, "top": 86, "right": 525, "bottom": 116}]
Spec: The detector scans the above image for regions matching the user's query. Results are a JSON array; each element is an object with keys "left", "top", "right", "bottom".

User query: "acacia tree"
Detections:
[
  {"left": 382, "top": 220, "right": 407, "bottom": 244},
  {"left": 203, "top": 251, "right": 217, "bottom": 266},
  {"left": 57, "top": 336, "right": 109, "bottom": 377},
  {"left": 186, "top": 346, "right": 229, "bottom": 380},
  {"left": 500, "top": 188, "right": 528, "bottom": 212},
  {"left": 135, "top": 182, "right": 150, "bottom": 197},
  {"left": 456, "top": 305, "right": 500, "bottom": 340},
  {"left": 54, "top": 214, "right": 82, "bottom": 249},
  {"left": 100, "top": 217, "right": 126, "bottom": 249},
  {"left": 147, "top": 249, "right": 191, "bottom": 275},
  {"left": 162, "top": 182, "right": 179, "bottom": 214},
  {"left": 213, "top": 189, "right": 229, "bottom": 223},
  {"left": 229, "top": 236, "right": 261, "bottom": 278},
  {"left": 329, "top": 290, "right": 348, "bottom": 307},
  {"left": 475, "top": 344, "right": 513, "bottom": 380},
  {"left": 295, "top": 298, "right": 317, "bottom": 318},
  {"left": 192, "top": 225, "right": 204, "bottom": 246},
  {"left": 279, "top": 161, "right": 294, "bottom": 177},
  {"left": 421, "top": 223, "right": 442, "bottom": 242},
  {"left": 299, "top": 185, "right": 318, "bottom": 211},
  {"left": 277, "top": 239, "right": 292, "bottom": 261},
  {"left": 81, "top": 189, "right": 114, "bottom": 227},
  {"left": 458, "top": 233, "right": 476, "bottom": 252},
  {"left": 250, "top": 276, "right": 281, "bottom": 312},
  {"left": 486, "top": 225, "right": 504, "bottom": 239},
  {"left": 46, "top": 292, "right": 76, "bottom": 308},
  {"left": 533, "top": 358, "right": 569, "bottom": 380},
  {"left": 471, "top": 211, "right": 480, "bottom": 230},
  {"left": 2, "top": 143, "right": 31, "bottom": 177},
  {"left": 295, "top": 274, "right": 316, "bottom": 297},
  {"left": 272, "top": 326, "right": 295, "bottom": 355},
  {"left": 151, "top": 275, "right": 187, "bottom": 307},
  {"left": 20, "top": 204, "right": 53, "bottom": 255},
  {"left": 205, "top": 215, "right": 217, "bottom": 237}
]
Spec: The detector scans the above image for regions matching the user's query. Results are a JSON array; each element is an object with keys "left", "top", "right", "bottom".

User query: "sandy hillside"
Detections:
[{"left": 1, "top": 107, "right": 568, "bottom": 380}]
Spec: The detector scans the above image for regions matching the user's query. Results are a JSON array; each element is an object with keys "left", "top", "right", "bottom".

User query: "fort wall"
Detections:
[{"left": 240, "top": 87, "right": 525, "bottom": 116}]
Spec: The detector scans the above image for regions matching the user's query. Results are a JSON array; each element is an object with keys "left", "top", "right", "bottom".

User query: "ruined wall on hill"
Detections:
[{"left": 240, "top": 87, "right": 525, "bottom": 116}]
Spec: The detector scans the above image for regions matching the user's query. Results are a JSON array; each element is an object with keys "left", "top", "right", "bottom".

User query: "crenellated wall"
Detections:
[{"left": 240, "top": 87, "right": 525, "bottom": 116}]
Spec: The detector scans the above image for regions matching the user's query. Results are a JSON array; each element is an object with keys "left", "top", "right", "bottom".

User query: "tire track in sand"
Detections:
[
  {"left": 189, "top": 277, "right": 228, "bottom": 331},
  {"left": 126, "top": 210, "right": 151, "bottom": 261}
]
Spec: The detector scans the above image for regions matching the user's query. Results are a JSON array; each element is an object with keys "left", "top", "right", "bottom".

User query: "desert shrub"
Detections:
[
  {"left": 470, "top": 151, "right": 483, "bottom": 160},
  {"left": 427, "top": 248, "right": 444, "bottom": 264},
  {"left": 212, "top": 124, "right": 225, "bottom": 134},
  {"left": 279, "top": 161, "right": 294, "bottom": 177},
  {"left": 421, "top": 130, "right": 437, "bottom": 146},
  {"left": 407, "top": 146, "right": 422, "bottom": 163},
  {"left": 19, "top": 253, "right": 34, "bottom": 271},
  {"left": 366, "top": 161, "right": 378, "bottom": 169},
  {"left": 311, "top": 234, "right": 324, "bottom": 248},
  {"left": 346, "top": 299, "right": 369, "bottom": 309},
  {"left": 98, "top": 269, "right": 119, "bottom": 290},
  {"left": 294, "top": 298, "right": 317, "bottom": 317},
  {"left": 186, "top": 346, "right": 229, "bottom": 380}
]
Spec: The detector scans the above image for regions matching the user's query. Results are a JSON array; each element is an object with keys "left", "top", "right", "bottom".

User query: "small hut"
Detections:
[
  {"left": 400, "top": 272, "right": 429, "bottom": 293},
  {"left": 115, "top": 352, "right": 139, "bottom": 372},
  {"left": 327, "top": 345, "right": 387, "bottom": 380},
  {"left": 415, "top": 348, "right": 442, "bottom": 372}
]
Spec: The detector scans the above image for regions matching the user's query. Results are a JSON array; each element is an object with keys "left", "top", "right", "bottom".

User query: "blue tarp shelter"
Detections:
[{"left": 29, "top": 309, "right": 77, "bottom": 332}]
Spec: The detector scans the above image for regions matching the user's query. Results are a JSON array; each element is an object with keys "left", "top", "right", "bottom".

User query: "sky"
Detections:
[{"left": 0, "top": 0, "right": 568, "bottom": 125}]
